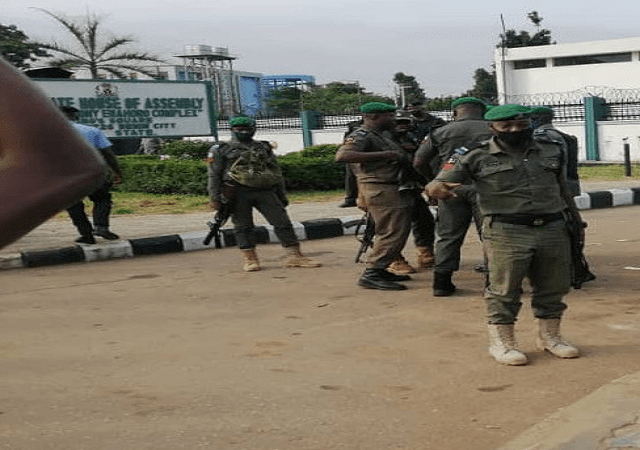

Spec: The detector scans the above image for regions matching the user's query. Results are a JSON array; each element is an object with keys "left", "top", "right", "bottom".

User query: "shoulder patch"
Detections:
[
  {"left": 343, "top": 129, "right": 369, "bottom": 145},
  {"left": 443, "top": 146, "right": 470, "bottom": 165}
]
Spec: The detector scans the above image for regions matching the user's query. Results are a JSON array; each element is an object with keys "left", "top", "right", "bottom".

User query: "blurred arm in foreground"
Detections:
[{"left": 0, "top": 57, "right": 106, "bottom": 249}]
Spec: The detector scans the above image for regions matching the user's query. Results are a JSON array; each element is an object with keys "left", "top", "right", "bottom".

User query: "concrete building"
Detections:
[
  {"left": 495, "top": 37, "right": 640, "bottom": 162},
  {"left": 495, "top": 37, "right": 640, "bottom": 104}
]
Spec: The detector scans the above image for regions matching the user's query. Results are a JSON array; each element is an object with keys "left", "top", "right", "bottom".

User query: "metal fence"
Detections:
[{"left": 215, "top": 97, "right": 640, "bottom": 131}]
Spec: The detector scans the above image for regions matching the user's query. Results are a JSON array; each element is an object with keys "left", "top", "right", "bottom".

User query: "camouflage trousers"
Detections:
[{"left": 482, "top": 218, "right": 571, "bottom": 324}]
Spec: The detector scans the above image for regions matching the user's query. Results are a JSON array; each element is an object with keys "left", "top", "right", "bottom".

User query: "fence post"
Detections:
[
  {"left": 300, "top": 111, "right": 324, "bottom": 148},
  {"left": 623, "top": 138, "right": 632, "bottom": 176},
  {"left": 583, "top": 96, "right": 606, "bottom": 161}
]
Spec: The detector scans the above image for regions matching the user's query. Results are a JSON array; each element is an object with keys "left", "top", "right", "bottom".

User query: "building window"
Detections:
[
  {"left": 553, "top": 52, "right": 632, "bottom": 66},
  {"left": 513, "top": 59, "right": 547, "bottom": 70}
]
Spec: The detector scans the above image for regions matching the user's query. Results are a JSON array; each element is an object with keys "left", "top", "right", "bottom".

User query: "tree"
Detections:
[
  {"left": 0, "top": 23, "right": 50, "bottom": 69},
  {"left": 264, "top": 86, "right": 304, "bottom": 116},
  {"left": 498, "top": 10, "right": 555, "bottom": 48},
  {"left": 393, "top": 72, "right": 426, "bottom": 106},
  {"left": 32, "top": 9, "right": 164, "bottom": 79},
  {"left": 264, "top": 81, "right": 393, "bottom": 115},
  {"left": 465, "top": 68, "right": 498, "bottom": 103}
]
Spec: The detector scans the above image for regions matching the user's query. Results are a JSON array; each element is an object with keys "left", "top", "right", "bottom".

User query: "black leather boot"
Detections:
[
  {"left": 358, "top": 269, "right": 407, "bottom": 290},
  {"left": 433, "top": 271, "right": 456, "bottom": 296}
]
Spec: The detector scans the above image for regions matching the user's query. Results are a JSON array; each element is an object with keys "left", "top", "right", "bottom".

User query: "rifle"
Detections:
[
  {"left": 355, "top": 212, "right": 375, "bottom": 263},
  {"left": 203, "top": 183, "right": 235, "bottom": 248},
  {"left": 565, "top": 218, "right": 596, "bottom": 289}
]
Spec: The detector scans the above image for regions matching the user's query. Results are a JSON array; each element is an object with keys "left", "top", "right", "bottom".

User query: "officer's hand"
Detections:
[
  {"left": 426, "top": 181, "right": 461, "bottom": 200},
  {"left": 112, "top": 174, "right": 123, "bottom": 185},
  {"left": 210, "top": 200, "right": 221, "bottom": 211}
]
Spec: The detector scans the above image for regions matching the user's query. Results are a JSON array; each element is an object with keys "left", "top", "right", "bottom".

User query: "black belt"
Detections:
[{"left": 491, "top": 212, "right": 564, "bottom": 227}]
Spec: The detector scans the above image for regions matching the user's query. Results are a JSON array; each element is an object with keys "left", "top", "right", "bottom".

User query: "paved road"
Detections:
[{"left": 1, "top": 206, "right": 640, "bottom": 449}]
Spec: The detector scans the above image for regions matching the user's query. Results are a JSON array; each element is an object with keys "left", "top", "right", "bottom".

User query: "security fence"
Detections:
[{"left": 215, "top": 96, "right": 640, "bottom": 133}]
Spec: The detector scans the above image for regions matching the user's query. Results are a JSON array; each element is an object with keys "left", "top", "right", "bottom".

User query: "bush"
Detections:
[
  {"left": 116, "top": 143, "right": 345, "bottom": 195},
  {"left": 117, "top": 156, "right": 208, "bottom": 195},
  {"left": 161, "top": 140, "right": 212, "bottom": 160},
  {"left": 278, "top": 144, "right": 344, "bottom": 190}
]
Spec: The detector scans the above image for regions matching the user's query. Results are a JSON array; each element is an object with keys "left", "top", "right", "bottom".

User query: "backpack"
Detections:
[
  {"left": 228, "top": 142, "right": 284, "bottom": 189},
  {"left": 556, "top": 130, "right": 580, "bottom": 183}
]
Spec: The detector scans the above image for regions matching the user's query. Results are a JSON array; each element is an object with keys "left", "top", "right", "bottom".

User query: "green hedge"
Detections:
[{"left": 116, "top": 143, "right": 345, "bottom": 195}]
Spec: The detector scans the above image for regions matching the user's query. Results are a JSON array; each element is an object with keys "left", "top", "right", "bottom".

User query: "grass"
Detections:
[
  {"left": 579, "top": 163, "right": 640, "bottom": 180},
  {"left": 53, "top": 189, "right": 344, "bottom": 219},
  {"left": 51, "top": 164, "right": 639, "bottom": 218}
]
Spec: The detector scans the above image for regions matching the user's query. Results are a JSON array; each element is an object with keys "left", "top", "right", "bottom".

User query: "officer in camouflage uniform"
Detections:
[
  {"left": 427, "top": 104, "right": 582, "bottom": 366},
  {"left": 207, "top": 116, "right": 321, "bottom": 272},
  {"left": 414, "top": 97, "right": 492, "bottom": 296},
  {"left": 335, "top": 102, "right": 414, "bottom": 291}
]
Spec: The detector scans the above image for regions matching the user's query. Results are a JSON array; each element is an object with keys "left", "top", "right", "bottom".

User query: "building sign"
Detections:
[{"left": 34, "top": 79, "right": 216, "bottom": 139}]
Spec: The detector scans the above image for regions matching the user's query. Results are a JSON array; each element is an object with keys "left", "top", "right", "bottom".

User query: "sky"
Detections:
[{"left": 4, "top": 1, "right": 640, "bottom": 98}]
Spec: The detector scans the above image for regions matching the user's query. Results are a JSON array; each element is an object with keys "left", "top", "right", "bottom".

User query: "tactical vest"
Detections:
[{"left": 227, "top": 141, "right": 284, "bottom": 189}]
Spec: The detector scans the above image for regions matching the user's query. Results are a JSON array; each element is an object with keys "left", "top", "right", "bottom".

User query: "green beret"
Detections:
[
  {"left": 484, "top": 104, "right": 532, "bottom": 121},
  {"left": 529, "top": 106, "right": 554, "bottom": 116},
  {"left": 229, "top": 116, "right": 255, "bottom": 127},
  {"left": 451, "top": 97, "right": 486, "bottom": 110},
  {"left": 360, "top": 102, "right": 397, "bottom": 113}
]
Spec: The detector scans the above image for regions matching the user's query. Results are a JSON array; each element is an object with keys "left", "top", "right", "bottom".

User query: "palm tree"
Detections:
[{"left": 33, "top": 8, "right": 164, "bottom": 79}]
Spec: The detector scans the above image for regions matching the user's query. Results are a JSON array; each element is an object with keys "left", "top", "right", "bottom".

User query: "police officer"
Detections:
[
  {"left": 338, "top": 119, "right": 363, "bottom": 208},
  {"left": 207, "top": 116, "right": 321, "bottom": 272},
  {"left": 335, "top": 102, "right": 413, "bottom": 290},
  {"left": 414, "top": 97, "right": 493, "bottom": 296},
  {"left": 530, "top": 106, "right": 581, "bottom": 198},
  {"left": 387, "top": 111, "right": 436, "bottom": 274},
  {"left": 405, "top": 101, "right": 447, "bottom": 141},
  {"left": 427, "top": 104, "right": 582, "bottom": 366}
]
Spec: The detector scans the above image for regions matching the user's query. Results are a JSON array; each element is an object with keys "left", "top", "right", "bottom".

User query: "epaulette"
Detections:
[
  {"left": 351, "top": 129, "right": 369, "bottom": 138},
  {"left": 533, "top": 128, "right": 563, "bottom": 145}
]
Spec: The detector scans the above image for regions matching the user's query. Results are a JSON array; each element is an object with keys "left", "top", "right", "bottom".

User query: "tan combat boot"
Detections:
[
  {"left": 241, "top": 248, "right": 260, "bottom": 272},
  {"left": 415, "top": 246, "right": 435, "bottom": 270},
  {"left": 488, "top": 324, "right": 528, "bottom": 366},
  {"left": 537, "top": 319, "right": 580, "bottom": 358},
  {"left": 387, "top": 255, "right": 417, "bottom": 275},
  {"left": 283, "top": 244, "right": 322, "bottom": 268}
]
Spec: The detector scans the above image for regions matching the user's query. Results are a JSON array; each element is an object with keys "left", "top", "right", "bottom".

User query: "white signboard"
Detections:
[{"left": 34, "top": 79, "right": 216, "bottom": 139}]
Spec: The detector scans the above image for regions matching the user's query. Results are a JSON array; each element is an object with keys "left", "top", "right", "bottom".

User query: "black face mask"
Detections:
[
  {"left": 496, "top": 127, "right": 533, "bottom": 147},
  {"left": 232, "top": 130, "right": 255, "bottom": 142}
]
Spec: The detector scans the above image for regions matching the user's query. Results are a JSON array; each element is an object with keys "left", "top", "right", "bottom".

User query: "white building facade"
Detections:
[{"left": 495, "top": 37, "right": 640, "bottom": 162}]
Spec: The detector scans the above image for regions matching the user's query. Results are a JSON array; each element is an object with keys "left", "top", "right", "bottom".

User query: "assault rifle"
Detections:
[
  {"left": 355, "top": 212, "right": 375, "bottom": 263},
  {"left": 203, "top": 184, "right": 235, "bottom": 248},
  {"left": 565, "top": 218, "right": 596, "bottom": 289}
]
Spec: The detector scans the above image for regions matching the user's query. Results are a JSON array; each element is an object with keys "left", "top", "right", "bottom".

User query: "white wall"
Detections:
[
  {"left": 553, "top": 122, "right": 640, "bottom": 162},
  {"left": 199, "top": 124, "right": 640, "bottom": 162},
  {"left": 214, "top": 129, "right": 345, "bottom": 155},
  {"left": 596, "top": 122, "right": 640, "bottom": 161}
]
